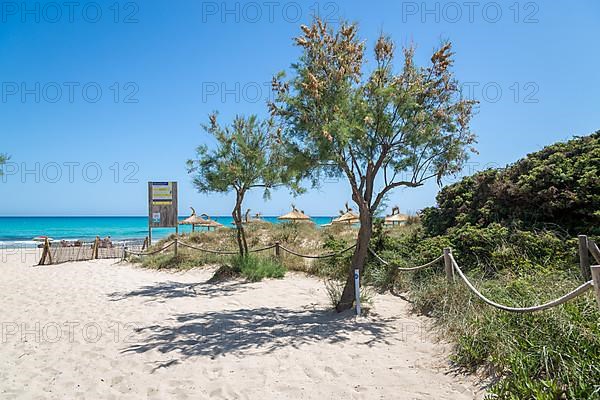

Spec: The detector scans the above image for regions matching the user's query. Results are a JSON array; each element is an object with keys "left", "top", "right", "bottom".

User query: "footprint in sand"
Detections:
[{"left": 323, "top": 366, "right": 340, "bottom": 378}]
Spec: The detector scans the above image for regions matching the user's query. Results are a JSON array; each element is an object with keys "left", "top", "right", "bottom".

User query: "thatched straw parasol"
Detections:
[
  {"left": 278, "top": 205, "right": 311, "bottom": 222},
  {"left": 179, "top": 207, "right": 208, "bottom": 232},
  {"left": 241, "top": 209, "right": 265, "bottom": 224},
  {"left": 385, "top": 206, "right": 408, "bottom": 226},
  {"left": 333, "top": 211, "right": 360, "bottom": 225},
  {"left": 332, "top": 202, "right": 360, "bottom": 225},
  {"left": 200, "top": 214, "right": 224, "bottom": 231}
]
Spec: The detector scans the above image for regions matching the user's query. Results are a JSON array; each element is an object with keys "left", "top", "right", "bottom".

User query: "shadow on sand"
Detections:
[
  {"left": 123, "top": 307, "right": 401, "bottom": 365},
  {"left": 108, "top": 279, "right": 252, "bottom": 302}
]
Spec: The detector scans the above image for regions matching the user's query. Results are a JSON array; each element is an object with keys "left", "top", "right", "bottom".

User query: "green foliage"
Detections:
[
  {"left": 379, "top": 222, "right": 600, "bottom": 399},
  {"left": 324, "top": 278, "right": 374, "bottom": 310},
  {"left": 422, "top": 131, "right": 600, "bottom": 236},
  {"left": 228, "top": 255, "right": 286, "bottom": 282},
  {"left": 141, "top": 253, "right": 208, "bottom": 270},
  {"left": 270, "top": 17, "right": 477, "bottom": 309},
  {"left": 187, "top": 114, "right": 301, "bottom": 196},
  {"left": 314, "top": 234, "right": 353, "bottom": 280},
  {"left": 187, "top": 114, "right": 304, "bottom": 255},
  {"left": 271, "top": 221, "right": 302, "bottom": 243},
  {"left": 407, "top": 269, "right": 600, "bottom": 400},
  {"left": 270, "top": 19, "right": 477, "bottom": 198}
]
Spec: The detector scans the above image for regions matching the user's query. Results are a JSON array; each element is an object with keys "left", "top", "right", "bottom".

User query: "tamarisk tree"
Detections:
[
  {"left": 187, "top": 115, "right": 301, "bottom": 257},
  {"left": 270, "top": 18, "right": 476, "bottom": 311}
]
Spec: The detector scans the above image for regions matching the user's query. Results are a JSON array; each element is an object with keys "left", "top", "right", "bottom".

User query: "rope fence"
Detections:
[
  {"left": 37, "top": 232, "right": 600, "bottom": 312},
  {"left": 40, "top": 235, "right": 356, "bottom": 265},
  {"left": 124, "top": 241, "right": 175, "bottom": 257},
  {"left": 280, "top": 244, "right": 356, "bottom": 259},
  {"left": 369, "top": 248, "right": 444, "bottom": 271},
  {"left": 370, "top": 241, "right": 600, "bottom": 313},
  {"left": 450, "top": 253, "right": 594, "bottom": 313}
]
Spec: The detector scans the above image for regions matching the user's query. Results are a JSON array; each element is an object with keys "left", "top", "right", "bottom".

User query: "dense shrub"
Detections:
[{"left": 422, "top": 131, "right": 600, "bottom": 236}]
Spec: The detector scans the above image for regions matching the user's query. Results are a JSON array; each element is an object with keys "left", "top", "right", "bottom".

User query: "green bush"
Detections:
[
  {"left": 313, "top": 234, "right": 352, "bottom": 280},
  {"left": 141, "top": 253, "right": 206, "bottom": 270},
  {"left": 228, "top": 255, "right": 287, "bottom": 282},
  {"left": 422, "top": 131, "right": 600, "bottom": 236},
  {"left": 407, "top": 269, "right": 600, "bottom": 400},
  {"left": 382, "top": 222, "right": 600, "bottom": 399}
]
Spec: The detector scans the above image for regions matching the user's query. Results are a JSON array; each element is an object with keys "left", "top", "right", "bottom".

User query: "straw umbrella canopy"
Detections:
[
  {"left": 200, "top": 214, "right": 224, "bottom": 231},
  {"left": 278, "top": 205, "right": 311, "bottom": 222},
  {"left": 330, "top": 202, "right": 359, "bottom": 225},
  {"left": 241, "top": 209, "right": 265, "bottom": 224},
  {"left": 333, "top": 211, "right": 360, "bottom": 225},
  {"left": 179, "top": 207, "right": 208, "bottom": 232},
  {"left": 252, "top": 212, "right": 264, "bottom": 222},
  {"left": 385, "top": 207, "right": 409, "bottom": 226}
]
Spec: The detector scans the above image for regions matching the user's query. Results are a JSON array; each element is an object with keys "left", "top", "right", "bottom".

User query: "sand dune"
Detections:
[{"left": 0, "top": 252, "right": 483, "bottom": 399}]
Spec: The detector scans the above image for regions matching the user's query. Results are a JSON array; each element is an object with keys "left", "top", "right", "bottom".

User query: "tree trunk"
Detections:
[
  {"left": 336, "top": 206, "right": 373, "bottom": 312},
  {"left": 232, "top": 191, "right": 249, "bottom": 257}
]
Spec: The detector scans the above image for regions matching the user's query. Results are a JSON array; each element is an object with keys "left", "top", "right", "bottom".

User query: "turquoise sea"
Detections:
[{"left": 0, "top": 216, "right": 335, "bottom": 248}]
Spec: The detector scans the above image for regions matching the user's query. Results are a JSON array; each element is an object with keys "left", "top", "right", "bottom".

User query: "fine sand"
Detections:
[{"left": 0, "top": 251, "right": 484, "bottom": 399}]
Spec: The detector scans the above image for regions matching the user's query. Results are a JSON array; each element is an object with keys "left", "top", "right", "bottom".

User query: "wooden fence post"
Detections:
[
  {"left": 588, "top": 239, "right": 600, "bottom": 265},
  {"left": 578, "top": 235, "right": 591, "bottom": 281},
  {"left": 275, "top": 241, "right": 281, "bottom": 258},
  {"left": 443, "top": 247, "right": 454, "bottom": 283},
  {"left": 92, "top": 237, "right": 100, "bottom": 259},
  {"left": 591, "top": 265, "right": 600, "bottom": 311},
  {"left": 174, "top": 237, "right": 178, "bottom": 257},
  {"left": 47, "top": 239, "right": 53, "bottom": 264},
  {"left": 38, "top": 238, "right": 51, "bottom": 266},
  {"left": 142, "top": 237, "right": 148, "bottom": 251}
]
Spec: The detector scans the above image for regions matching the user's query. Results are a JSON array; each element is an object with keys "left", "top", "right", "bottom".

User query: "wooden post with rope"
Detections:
[
  {"left": 443, "top": 247, "right": 454, "bottom": 283},
  {"left": 578, "top": 235, "right": 591, "bottom": 281},
  {"left": 275, "top": 241, "right": 281, "bottom": 259}
]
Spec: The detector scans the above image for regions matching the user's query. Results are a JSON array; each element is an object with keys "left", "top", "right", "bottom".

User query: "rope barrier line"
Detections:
[
  {"left": 177, "top": 241, "right": 239, "bottom": 255},
  {"left": 369, "top": 248, "right": 444, "bottom": 271},
  {"left": 248, "top": 244, "right": 277, "bottom": 253},
  {"left": 279, "top": 244, "right": 356, "bottom": 259},
  {"left": 449, "top": 254, "right": 594, "bottom": 313},
  {"left": 124, "top": 241, "right": 175, "bottom": 257},
  {"left": 126, "top": 240, "right": 350, "bottom": 258}
]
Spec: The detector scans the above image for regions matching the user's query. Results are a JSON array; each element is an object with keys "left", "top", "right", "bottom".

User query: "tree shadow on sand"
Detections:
[
  {"left": 123, "top": 307, "right": 404, "bottom": 366},
  {"left": 108, "top": 280, "right": 252, "bottom": 302}
]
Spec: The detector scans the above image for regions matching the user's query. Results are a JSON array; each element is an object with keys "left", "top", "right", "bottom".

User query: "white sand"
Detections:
[{"left": 0, "top": 251, "right": 484, "bottom": 399}]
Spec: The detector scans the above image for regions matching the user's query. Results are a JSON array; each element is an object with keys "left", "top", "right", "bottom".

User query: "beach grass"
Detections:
[{"left": 229, "top": 255, "right": 287, "bottom": 282}]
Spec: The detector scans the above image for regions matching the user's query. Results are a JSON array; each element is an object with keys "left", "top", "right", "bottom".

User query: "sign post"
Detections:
[
  {"left": 354, "top": 269, "right": 361, "bottom": 316},
  {"left": 148, "top": 182, "right": 178, "bottom": 246}
]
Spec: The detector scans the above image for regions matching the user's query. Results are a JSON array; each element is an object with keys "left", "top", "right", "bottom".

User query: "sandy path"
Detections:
[{"left": 0, "top": 251, "right": 483, "bottom": 399}]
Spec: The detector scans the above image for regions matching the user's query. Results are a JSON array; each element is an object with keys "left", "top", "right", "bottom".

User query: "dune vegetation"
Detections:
[{"left": 136, "top": 131, "right": 600, "bottom": 399}]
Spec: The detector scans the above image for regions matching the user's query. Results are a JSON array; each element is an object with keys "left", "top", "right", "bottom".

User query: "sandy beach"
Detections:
[{"left": 0, "top": 251, "right": 483, "bottom": 399}]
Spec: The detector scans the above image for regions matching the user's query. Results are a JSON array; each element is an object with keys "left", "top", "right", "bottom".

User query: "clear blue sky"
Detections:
[{"left": 1, "top": 0, "right": 598, "bottom": 216}]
